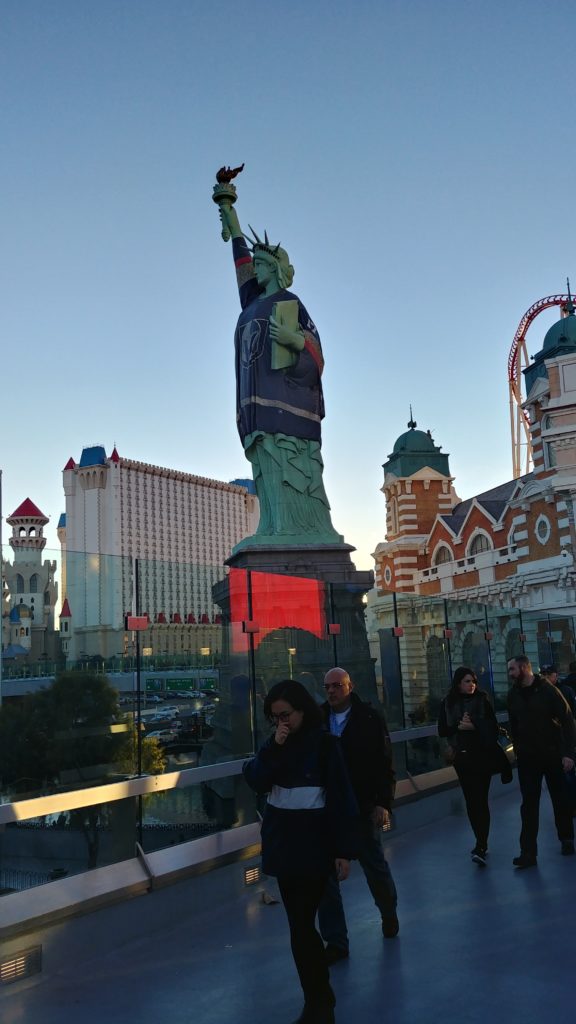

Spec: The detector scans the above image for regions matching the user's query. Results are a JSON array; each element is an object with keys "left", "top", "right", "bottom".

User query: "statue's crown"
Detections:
[{"left": 244, "top": 226, "right": 283, "bottom": 261}]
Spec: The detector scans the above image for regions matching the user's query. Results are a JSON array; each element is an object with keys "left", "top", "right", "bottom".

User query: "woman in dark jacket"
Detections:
[
  {"left": 243, "top": 680, "right": 358, "bottom": 1024},
  {"left": 438, "top": 666, "right": 508, "bottom": 866}
]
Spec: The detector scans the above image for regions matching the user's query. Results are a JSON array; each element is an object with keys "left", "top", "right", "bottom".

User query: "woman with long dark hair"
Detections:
[
  {"left": 438, "top": 666, "right": 509, "bottom": 866},
  {"left": 243, "top": 680, "right": 358, "bottom": 1024}
]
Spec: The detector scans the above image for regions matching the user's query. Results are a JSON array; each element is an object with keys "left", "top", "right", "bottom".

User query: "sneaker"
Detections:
[
  {"left": 513, "top": 854, "right": 537, "bottom": 869},
  {"left": 471, "top": 849, "right": 487, "bottom": 866},
  {"left": 561, "top": 841, "right": 575, "bottom": 856},
  {"left": 324, "top": 944, "right": 349, "bottom": 966},
  {"left": 382, "top": 911, "right": 400, "bottom": 938}
]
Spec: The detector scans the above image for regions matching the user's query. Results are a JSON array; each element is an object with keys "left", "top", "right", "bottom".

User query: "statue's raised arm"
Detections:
[
  {"left": 211, "top": 165, "right": 342, "bottom": 548},
  {"left": 212, "top": 164, "right": 245, "bottom": 242}
]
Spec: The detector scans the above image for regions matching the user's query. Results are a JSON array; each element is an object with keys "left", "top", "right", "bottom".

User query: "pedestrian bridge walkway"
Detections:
[{"left": 1, "top": 787, "right": 574, "bottom": 1024}]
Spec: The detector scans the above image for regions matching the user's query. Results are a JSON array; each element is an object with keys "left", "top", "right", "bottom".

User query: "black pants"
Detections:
[
  {"left": 456, "top": 767, "right": 492, "bottom": 850},
  {"left": 277, "top": 874, "right": 334, "bottom": 1008},
  {"left": 318, "top": 817, "right": 397, "bottom": 950},
  {"left": 517, "top": 754, "right": 574, "bottom": 857}
]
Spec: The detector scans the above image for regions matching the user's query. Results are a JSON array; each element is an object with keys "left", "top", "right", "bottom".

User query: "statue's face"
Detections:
[{"left": 253, "top": 252, "right": 279, "bottom": 290}]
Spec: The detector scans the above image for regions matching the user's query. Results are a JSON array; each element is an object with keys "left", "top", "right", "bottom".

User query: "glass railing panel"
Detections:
[
  {"left": 404, "top": 734, "right": 444, "bottom": 776},
  {"left": 393, "top": 593, "right": 448, "bottom": 726},
  {"left": 2, "top": 547, "right": 553, "bottom": 818},
  {"left": 366, "top": 591, "right": 405, "bottom": 731},
  {"left": 443, "top": 599, "right": 492, "bottom": 696},
  {"left": 518, "top": 613, "right": 576, "bottom": 676},
  {"left": 0, "top": 795, "right": 139, "bottom": 893},
  {"left": 141, "top": 774, "right": 260, "bottom": 853},
  {"left": 483, "top": 607, "right": 523, "bottom": 710},
  {"left": 0, "top": 551, "right": 254, "bottom": 794},
  {"left": 250, "top": 569, "right": 334, "bottom": 712}
]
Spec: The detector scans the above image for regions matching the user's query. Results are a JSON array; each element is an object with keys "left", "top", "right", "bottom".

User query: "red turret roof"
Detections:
[
  {"left": 110, "top": 446, "right": 120, "bottom": 463},
  {"left": 8, "top": 498, "right": 48, "bottom": 521},
  {"left": 63, "top": 457, "right": 76, "bottom": 470},
  {"left": 60, "top": 597, "right": 72, "bottom": 618}
]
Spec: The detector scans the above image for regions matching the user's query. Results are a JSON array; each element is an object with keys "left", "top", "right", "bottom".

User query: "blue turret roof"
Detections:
[
  {"left": 79, "top": 445, "right": 107, "bottom": 467},
  {"left": 230, "top": 478, "right": 257, "bottom": 494}
]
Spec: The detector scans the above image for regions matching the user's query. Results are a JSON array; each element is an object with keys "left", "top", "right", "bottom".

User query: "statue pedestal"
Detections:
[
  {"left": 202, "top": 542, "right": 376, "bottom": 824},
  {"left": 223, "top": 543, "right": 375, "bottom": 695}
]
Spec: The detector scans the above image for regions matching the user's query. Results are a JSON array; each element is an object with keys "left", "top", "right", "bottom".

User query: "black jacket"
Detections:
[
  {"left": 507, "top": 675, "right": 576, "bottom": 759},
  {"left": 438, "top": 689, "right": 499, "bottom": 767},
  {"left": 320, "top": 693, "right": 395, "bottom": 814},
  {"left": 243, "top": 726, "right": 359, "bottom": 877},
  {"left": 558, "top": 682, "right": 576, "bottom": 716}
]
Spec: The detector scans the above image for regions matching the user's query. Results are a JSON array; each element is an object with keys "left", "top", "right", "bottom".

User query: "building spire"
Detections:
[
  {"left": 408, "top": 405, "right": 417, "bottom": 430},
  {"left": 566, "top": 277, "right": 575, "bottom": 316}
]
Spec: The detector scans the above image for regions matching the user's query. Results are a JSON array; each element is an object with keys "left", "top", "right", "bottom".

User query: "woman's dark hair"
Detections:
[
  {"left": 263, "top": 679, "right": 322, "bottom": 730},
  {"left": 446, "top": 666, "right": 478, "bottom": 705}
]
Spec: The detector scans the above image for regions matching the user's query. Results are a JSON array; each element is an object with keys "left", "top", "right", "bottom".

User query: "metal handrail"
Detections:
[{"left": 0, "top": 719, "right": 510, "bottom": 828}]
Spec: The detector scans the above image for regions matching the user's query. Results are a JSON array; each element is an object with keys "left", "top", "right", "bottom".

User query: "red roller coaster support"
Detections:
[{"left": 508, "top": 294, "right": 571, "bottom": 479}]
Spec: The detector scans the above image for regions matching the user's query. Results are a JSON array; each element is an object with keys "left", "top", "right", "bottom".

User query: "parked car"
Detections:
[{"left": 147, "top": 729, "right": 177, "bottom": 743}]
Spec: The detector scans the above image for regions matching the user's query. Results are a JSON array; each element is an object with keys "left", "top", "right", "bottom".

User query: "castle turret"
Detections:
[{"left": 3, "top": 498, "right": 58, "bottom": 659}]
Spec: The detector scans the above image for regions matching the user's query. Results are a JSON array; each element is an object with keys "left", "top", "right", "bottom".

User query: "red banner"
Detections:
[{"left": 229, "top": 569, "right": 326, "bottom": 652}]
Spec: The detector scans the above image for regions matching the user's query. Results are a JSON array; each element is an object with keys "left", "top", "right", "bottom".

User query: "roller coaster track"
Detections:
[{"left": 508, "top": 294, "right": 571, "bottom": 479}]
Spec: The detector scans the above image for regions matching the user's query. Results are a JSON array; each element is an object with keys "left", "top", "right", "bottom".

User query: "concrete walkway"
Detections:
[{"left": 2, "top": 788, "right": 575, "bottom": 1024}]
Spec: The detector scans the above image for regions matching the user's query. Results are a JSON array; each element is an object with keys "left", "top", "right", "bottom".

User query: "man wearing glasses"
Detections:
[{"left": 318, "top": 667, "right": 398, "bottom": 964}]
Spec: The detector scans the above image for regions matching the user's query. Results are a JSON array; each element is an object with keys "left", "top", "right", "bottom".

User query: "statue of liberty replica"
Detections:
[
  {"left": 205, "top": 167, "right": 376, "bottom": 796},
  {"left": 213, "top": 164, "right": 343, "bottom": 547}
]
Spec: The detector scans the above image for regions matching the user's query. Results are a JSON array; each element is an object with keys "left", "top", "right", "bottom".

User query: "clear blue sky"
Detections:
[{"left": 2, "top": 0, "right": 575, "bottom": 570}]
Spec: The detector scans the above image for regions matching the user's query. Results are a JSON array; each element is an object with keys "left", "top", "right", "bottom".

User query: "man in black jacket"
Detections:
[
  {"left": 507, "top": 655, "right": 576, "bottom": 868},
  {"left": 318, "top": 667, "right": 398, "bottom": 963},
  {"left": 541, "top": 664, "right": 576, "bottom": 715}
]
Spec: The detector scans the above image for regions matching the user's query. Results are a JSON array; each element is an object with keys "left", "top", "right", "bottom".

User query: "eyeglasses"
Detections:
[{"left": 270, "top": 710, "right": 295, "bottom": 724}]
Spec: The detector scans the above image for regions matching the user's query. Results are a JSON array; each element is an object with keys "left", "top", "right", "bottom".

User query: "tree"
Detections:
[{"left": 0, "top": 671, "right": 166, "bottom": 867}]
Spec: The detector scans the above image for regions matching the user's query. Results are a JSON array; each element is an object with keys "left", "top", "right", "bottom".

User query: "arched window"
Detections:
[
  {"left": 505, "top": 629, "right": 523, "bottom": 661},
  {"left": 390, "top": 497, "right": 398, "bottom": 534},
  {"left": 28, "top": 527, "right": 36, "bottom": 537},
  {"left": 461, "top": 631, "right": 492, "bottom": 694},
  {"left": 16, "top": 574, "right": 25, "bottom": 593},
  {"left": 19, "top": 527, "right": 26, "bottom": 538},
  {"left": 434, "top": 545, "right": 452, "bottom": 565},
  {"left": 44, "top": 589, "right": 50, "bottom": 605},
  {"left": 469, "top": 533, "right": 492, "bottom": 556},
  {"left": 426, "top": 636, "right": 450, "bottom": 706},
  {"left": 29, "top": 574, "right": 39, "bottom": 593}
]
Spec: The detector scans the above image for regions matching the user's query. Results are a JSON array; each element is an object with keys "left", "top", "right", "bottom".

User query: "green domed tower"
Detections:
[
  {"left": 374, "top": 415, "right": 458, "bottom": 593},
  {"left": 385, "top": 415, "right": 451, "bottom": 481}
]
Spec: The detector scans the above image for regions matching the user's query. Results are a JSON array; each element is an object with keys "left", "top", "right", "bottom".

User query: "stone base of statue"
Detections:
[{"left": 200, "top": 541, "right": 376, "bottom": 825}]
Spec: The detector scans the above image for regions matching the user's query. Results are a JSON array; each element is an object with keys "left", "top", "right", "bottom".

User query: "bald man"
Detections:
[{"left": 318, "top": 667, "right": 398, "bottom": 964}]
